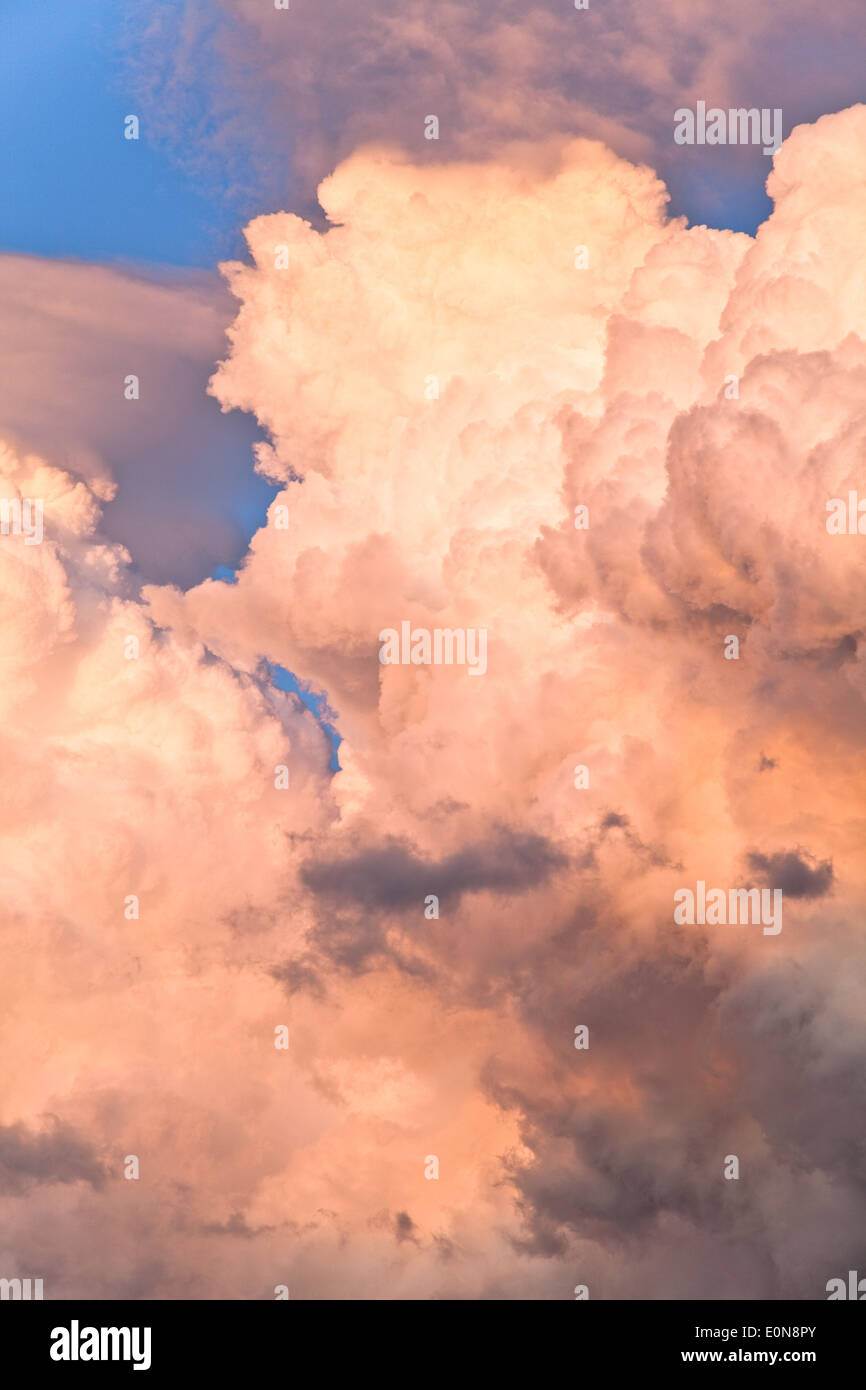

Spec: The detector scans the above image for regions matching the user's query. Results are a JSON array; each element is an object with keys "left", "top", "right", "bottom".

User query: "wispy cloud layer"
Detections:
[{"left": 124, "top": 0, "right": 866, "bottom": 227}]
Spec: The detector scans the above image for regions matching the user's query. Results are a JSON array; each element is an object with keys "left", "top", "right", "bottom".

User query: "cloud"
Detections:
[
  {"left": 5, "top": 106, "right": 866, "bottom": 1297},
  {"left": 301, "top": 831, "right": 566, "bottom": 912},
  {"left": 0, "top": 255, "right": 268, "bottom": 587},
  {"left": 0, "top": 1122, "right": 106, "bottom": 1195},
  {"left": 747, "top": 850, "right": 834, "bottom": 899},
  {"left": 122, "top": 0, "right": 866, "bottom": 227}
]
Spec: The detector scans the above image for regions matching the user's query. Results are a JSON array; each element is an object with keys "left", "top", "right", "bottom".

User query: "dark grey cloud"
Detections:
[
  {"left": 719, "top": 955, "right": 866, "bottom": 1182},
  {"left": 473, "top": 875, "right": 866, "bottom": 1296},
  {"left": 200, "top": 1211, "right": 278, "bottom": 1240},
  {"left": 394, "top": 1211, "right": 419, "bottom": 1245},
  {"left": 0, "top": 1122, "right": 106, "bottom": 1195},
  {"left": 300, "top": 829, "right": 567, "bottom": 913},
  {"left": 597, "top": 811, "right": 680, "bottom": 870},
  {"left": 747, "top": 849, "right": 834, "bottom": 899},
  {"left": 278, "top": 829, "right": 568, "bottom": 982},
  {"left": 270, "top": 953, "right": 326, "bottom": 1000}
]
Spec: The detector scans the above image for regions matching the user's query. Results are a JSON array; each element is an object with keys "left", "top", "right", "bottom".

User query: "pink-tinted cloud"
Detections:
[{"left": 4, "top": 107, "right": 866, "bottom": 1298}]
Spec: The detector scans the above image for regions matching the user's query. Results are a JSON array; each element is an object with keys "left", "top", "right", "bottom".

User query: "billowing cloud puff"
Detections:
[{"left": 4, "top": 106, "right": 866, "bottom": 1297}]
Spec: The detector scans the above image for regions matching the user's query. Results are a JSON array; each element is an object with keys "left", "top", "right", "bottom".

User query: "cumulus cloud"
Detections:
[{"left": 5, "top": 106, "right": 866, "bottom": 1297}]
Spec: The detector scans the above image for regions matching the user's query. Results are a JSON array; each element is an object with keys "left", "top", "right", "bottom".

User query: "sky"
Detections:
[
  {"left": 0, "top": 1, "right": 238, "bottom": 266},
  {"left": 2, "top": 0, "right": 862, "bottom": 594},
  {"left": 4, "top": 0, "right": 856, "bottom": 271},
  {"left": 1, "top": 0, "right": 866, "bottom": 1302},
  {"left": 2, "top": 3, "right": 205, "bottom": 264}
]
